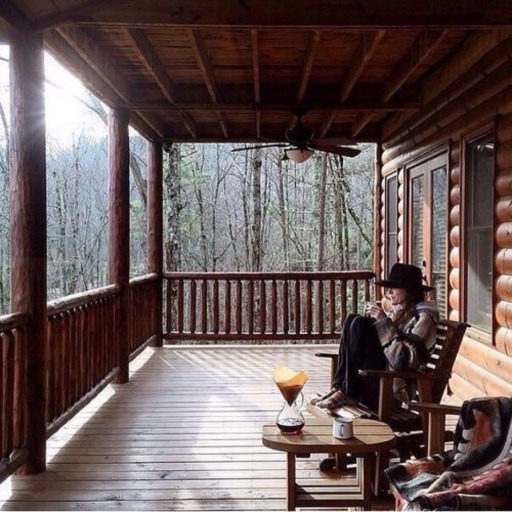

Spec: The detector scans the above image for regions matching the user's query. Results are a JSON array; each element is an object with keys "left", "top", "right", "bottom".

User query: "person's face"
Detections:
[{"left": 386, "top": 287, "right": 408, "bottom": 305}]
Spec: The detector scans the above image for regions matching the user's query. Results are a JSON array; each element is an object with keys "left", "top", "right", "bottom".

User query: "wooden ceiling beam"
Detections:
[
  {"left": 351, "top": 113, "right": 373, "bottom": 138},
  {"left": 189, "top": 28, "right": 229, "bottom": 139},
  {"left": 53, "top": 27, "right": 165, "bottom": 139},
  {"left": 319, "top": 30, "right": 385, "bottom": 137},
  {"left": 251, "top": 29, "right": 261, "bottom": 138},
  {"left": 340, "top": 31, "right": 386, "bottom": 103},
  {"left": 40, "top": 1, "right": 512, "bottom": 30},
  {"left": 35, "top": 0, "right": 131, "bottom": 31},
  {"left": 44, "top": 29, "right": 120, "bottom": 104},
  {"left": 127, "top": 28, "right": 197, "bottom": 138},
  {"left": 57, "top": 26, "right": 130, "bottom": 102},
  {"left": 127, "top": 101, "right": 419, "bottom": 112},
  {"left": 296, "top": 30, "right": 321, "bottom": 103},
  {"left": 251, "top": 29, "right": 260, "bottom": 104},
  {"left": 383, "top": 30, "right": 448, "bottom": 102},
  {"left": 351, "top": 30, "right": 447, "bottom": 138},
  {"left": 0, "top": 0, "right": 34, "bottom": 38}
]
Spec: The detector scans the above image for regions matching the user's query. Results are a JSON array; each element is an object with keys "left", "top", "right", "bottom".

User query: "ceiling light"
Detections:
[{"left": 286, "top": 148, "right": 313, "bottom": 164}]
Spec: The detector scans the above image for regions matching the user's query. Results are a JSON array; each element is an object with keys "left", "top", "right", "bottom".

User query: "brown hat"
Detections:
[{"left": 375, "top": 263, "right": 434, "bottom": 292}]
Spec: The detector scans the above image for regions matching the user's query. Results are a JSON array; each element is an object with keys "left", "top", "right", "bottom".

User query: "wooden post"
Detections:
[
  {"left": 373, "top": 142, "right": 383, "bottom": 286},
  {"left": 10, "top": 31, "right": 47, "bottom": 474},
  {"left": 108, "top": 108, "right": 130, "bottom": 383},
  {"left": 147, "top": 141, "right": 163, "bottom": 347}
]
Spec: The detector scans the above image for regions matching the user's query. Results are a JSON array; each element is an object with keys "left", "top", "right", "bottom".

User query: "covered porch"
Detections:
[
  {"left": 2, "top": 1, "right": 512, "bottom": 509},
  {"left": 1, "top": 343, "right": 365, "bottom": 511}
]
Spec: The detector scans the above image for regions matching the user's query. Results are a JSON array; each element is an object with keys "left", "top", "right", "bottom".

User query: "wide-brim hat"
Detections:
[{"left": 375, "top": 263, "right": 435, "bottom": 292}]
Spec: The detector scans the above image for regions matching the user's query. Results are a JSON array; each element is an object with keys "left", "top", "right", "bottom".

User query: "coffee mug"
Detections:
[{"left": 332, "top": 415, "right": 354, "bottom": 439}]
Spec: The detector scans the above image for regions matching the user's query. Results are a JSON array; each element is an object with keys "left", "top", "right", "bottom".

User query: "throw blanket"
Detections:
[{"left": 385, "top": 397, "right": 512, "bottom": 511}]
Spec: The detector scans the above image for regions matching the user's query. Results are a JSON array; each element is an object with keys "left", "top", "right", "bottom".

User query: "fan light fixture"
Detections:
[{"left": 286, "top": 148, "right": 313, "bottom": 163}]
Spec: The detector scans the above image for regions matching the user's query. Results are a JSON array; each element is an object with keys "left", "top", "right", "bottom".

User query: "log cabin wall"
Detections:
[{"left": 380, "top": 31, "right": 512, "bottom": 402}]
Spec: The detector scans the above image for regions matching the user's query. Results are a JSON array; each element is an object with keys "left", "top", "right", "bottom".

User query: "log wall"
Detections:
[{"left": 381, "top": 32, "right": 512, "bottom": 402}]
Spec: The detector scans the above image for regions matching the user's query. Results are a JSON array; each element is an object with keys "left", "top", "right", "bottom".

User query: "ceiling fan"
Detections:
[{"left": 231, "top": 109, "right": 361, "bottom": 163}]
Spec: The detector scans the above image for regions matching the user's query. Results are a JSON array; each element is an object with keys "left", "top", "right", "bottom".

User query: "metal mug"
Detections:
[{"left": 332, "top": 415, "right": 354, "bottom": 439}]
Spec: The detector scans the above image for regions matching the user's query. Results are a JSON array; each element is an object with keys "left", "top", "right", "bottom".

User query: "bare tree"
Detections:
[{"left": 316, "top": 153, "right": 328, "bottom": 271}]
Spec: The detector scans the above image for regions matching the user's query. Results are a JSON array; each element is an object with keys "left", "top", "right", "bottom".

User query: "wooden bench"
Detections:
[{"left": 307, "top": 318, "right": 469, "bottom": 491}]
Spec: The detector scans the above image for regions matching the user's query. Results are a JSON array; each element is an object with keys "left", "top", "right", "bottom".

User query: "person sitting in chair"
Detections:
[{"left": 311, "top": 263, "right": 439, "bottom": 412}]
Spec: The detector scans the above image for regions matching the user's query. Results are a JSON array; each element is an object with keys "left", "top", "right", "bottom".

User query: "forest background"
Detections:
[{"left": 0, "top": 48, "right": 375, "bottom": 316}]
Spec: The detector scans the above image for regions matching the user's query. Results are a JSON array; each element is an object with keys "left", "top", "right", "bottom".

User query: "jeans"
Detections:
[{"left": 333, "top": 313, "right": 387, "bottom": 411}]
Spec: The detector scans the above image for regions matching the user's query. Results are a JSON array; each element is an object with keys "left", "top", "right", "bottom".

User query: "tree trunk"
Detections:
[
  {"left": 163, "top": 144, "right": 181, "bottom": 336},
  {"left": 251, "top": 148, "right": 263, "bottom": 271},
  {"left": 316, "top": 153, "right": 328, "bottom": 271},
  {"left": 277, "top": 157, "right": 289, "bottom": 269},
  {"left": 331, "top": 156, "right": 347, "bottom": 269}
]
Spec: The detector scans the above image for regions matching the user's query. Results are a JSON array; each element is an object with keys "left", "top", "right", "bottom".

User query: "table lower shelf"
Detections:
[{"left": 287, "top": 452, "right": 373, "bottom": 510}]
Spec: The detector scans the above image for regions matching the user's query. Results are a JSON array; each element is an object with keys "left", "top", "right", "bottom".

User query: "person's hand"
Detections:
[{"left": 364, "top": 301, "right": 386, "bottom": 321}]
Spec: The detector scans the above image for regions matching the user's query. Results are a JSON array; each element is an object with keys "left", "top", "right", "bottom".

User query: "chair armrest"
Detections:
[
  {"left": 404, "top": 402, "right": 461, "bottom": 456},
  {"left": 314, "top": 351, "right": 338, "bottom": 359},
  {"left": 358, "top": 369, "right": 442, "bottom": 380},
  {"left": 404, "top": 402, "right": 462, "bottom": 416}
]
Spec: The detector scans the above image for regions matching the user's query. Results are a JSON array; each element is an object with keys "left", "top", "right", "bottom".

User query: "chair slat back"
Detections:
[{"left": 427, "top": 319, "right": 468, "bottom": 403}]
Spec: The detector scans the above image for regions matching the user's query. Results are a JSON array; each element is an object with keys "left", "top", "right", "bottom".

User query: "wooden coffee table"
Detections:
[{"left": 262, "top": 418, "right": 395, "bottom": 510}]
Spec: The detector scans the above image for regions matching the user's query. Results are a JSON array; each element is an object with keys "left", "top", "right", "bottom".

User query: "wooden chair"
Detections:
[{"left": 307, "top": 318, "right": 469, "bottom": 492}]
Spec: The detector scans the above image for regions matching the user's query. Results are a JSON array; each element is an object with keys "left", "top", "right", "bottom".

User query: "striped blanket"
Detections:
[{"left": 385, "top": 396, "right": 512, "bottom": 510}]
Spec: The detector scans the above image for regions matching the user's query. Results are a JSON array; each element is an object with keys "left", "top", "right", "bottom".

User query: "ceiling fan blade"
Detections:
[
  {"left": 309, "top": 144, "right": 361, "bottom": 158},
  {"left": 231, "top": 143, "right": 288, "bottom": 152}
]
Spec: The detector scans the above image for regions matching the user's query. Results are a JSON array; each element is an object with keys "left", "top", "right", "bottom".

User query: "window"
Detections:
[
  {"left": 385, "top": 174, "right": 399, "bottom": 275},
  {"left": 466, "top": 134, "right": 494, "bottom": 332},
  {"left": 407, "top": 154, "right": 448, "bottom": 315}
]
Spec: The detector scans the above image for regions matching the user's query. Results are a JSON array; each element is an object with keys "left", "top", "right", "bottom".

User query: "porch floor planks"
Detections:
[{"left": 4, "top": 343, "right": 391, "bottom": 511}]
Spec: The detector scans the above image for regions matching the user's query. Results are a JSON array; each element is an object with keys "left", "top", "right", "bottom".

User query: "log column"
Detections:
[
  {"left": 10, "top": 32, "right": 47, "bottom": 473},
  {"left": 108, "top": 108, "right": 130, "bottom": 383},
  {"left": 148, "top": 141, "right": 163, "bottom": 347}
]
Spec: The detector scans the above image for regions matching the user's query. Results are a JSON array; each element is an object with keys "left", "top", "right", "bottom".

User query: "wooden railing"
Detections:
[
  {"left": 46, "top": 285, "right": 120, "bottom": 436},
  {"left": 0, "top": 312, "right": 30, "bottom": 480},
  {"left": 1, "top": 269, "right": 374, "bottom": 483},
  {"left": 130, "top": 273, "right": 159, "bottom": 356},
  {"left": 164, "top": 271, "right": 375, "bottom": 342}
]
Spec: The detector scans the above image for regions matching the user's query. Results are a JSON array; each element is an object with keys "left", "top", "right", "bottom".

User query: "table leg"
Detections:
[
  {"left": 360, "top": 454, "right": 372, "bottom": 510},
  {"left": 286, "top": 452, "right": 296, "bottom": 511}
]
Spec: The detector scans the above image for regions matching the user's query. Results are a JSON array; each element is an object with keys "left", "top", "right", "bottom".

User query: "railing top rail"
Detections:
[
  {"left": 130, "top": 273, "right": 158, "bottom": 286},
  {"left": 47, "top": 284, "right": 120, "bottom": 316},
  {"left": 164, "top": 270, "right": 375, "bottom": 280},
  {"left": 0, "top": 312, "right": 30, "bottom": 332}
]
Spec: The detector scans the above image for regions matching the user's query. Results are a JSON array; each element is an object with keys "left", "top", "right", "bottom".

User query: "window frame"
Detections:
[
  {"left": 384, "top": 172, "right": 399, "bottom": 277},
  {"left": 404, "top": 149, "right": 450, "bottom": 316},
  {"left": 461, "top": 129, "right": 496, "bottom": 337}
]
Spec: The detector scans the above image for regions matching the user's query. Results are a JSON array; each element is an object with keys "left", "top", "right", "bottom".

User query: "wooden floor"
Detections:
[{"left": 0, "top": 344, "right": 396, "bottom": 511}]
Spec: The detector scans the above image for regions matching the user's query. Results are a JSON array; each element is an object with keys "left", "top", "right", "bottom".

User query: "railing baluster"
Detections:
[
  {"left": 13, "top": 329, "right": 25, "bottom": 450},
  {"left": 271, "top": 280, "right": 278, "bottom": 334},
  {"left": 236, "top": 280, "right": 242, "bottom": 334},
  {"left": 294, "top": 280, "right": 301, "bottom": 335},
  {"left": 329, "top": 280, "right": 336, "bottom": 333},
  {"left": 340, "top": 280, "right": 347, "bottom": 322},
  {"left": 248, "top": 280, "right": 254, "bottom": 334},
  {"left": 201, "top": 279, "right": 207, "bottom": 334},
  {"left": 189, "top": 280, "right": 196, "bottom": 334},
  {"left": 351, "top": 280, "right": 358, "bottom": 314},
  {"left": 224, "top": 281, "right": 231, "bottom": 334},
  {"left": 283, "top": 280, "right": 289, "bottom": 335},
  {"left": 259, "top": 280, "right": 266, "bottom": 334},
  {"left": 2, "top": 332, "right": 14, "bottom": 460},
  {"left": 213, "top": 280, "right": 219, "bottom": 334},
  {"left": 316, "top": 280, "right": 324, "bottom": 334},
  {"left": 177, "top": 280, "right": 184, "bottom": 333},
  {"left": 306, "top": 279, "right": 313, "bottom": 334}
]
